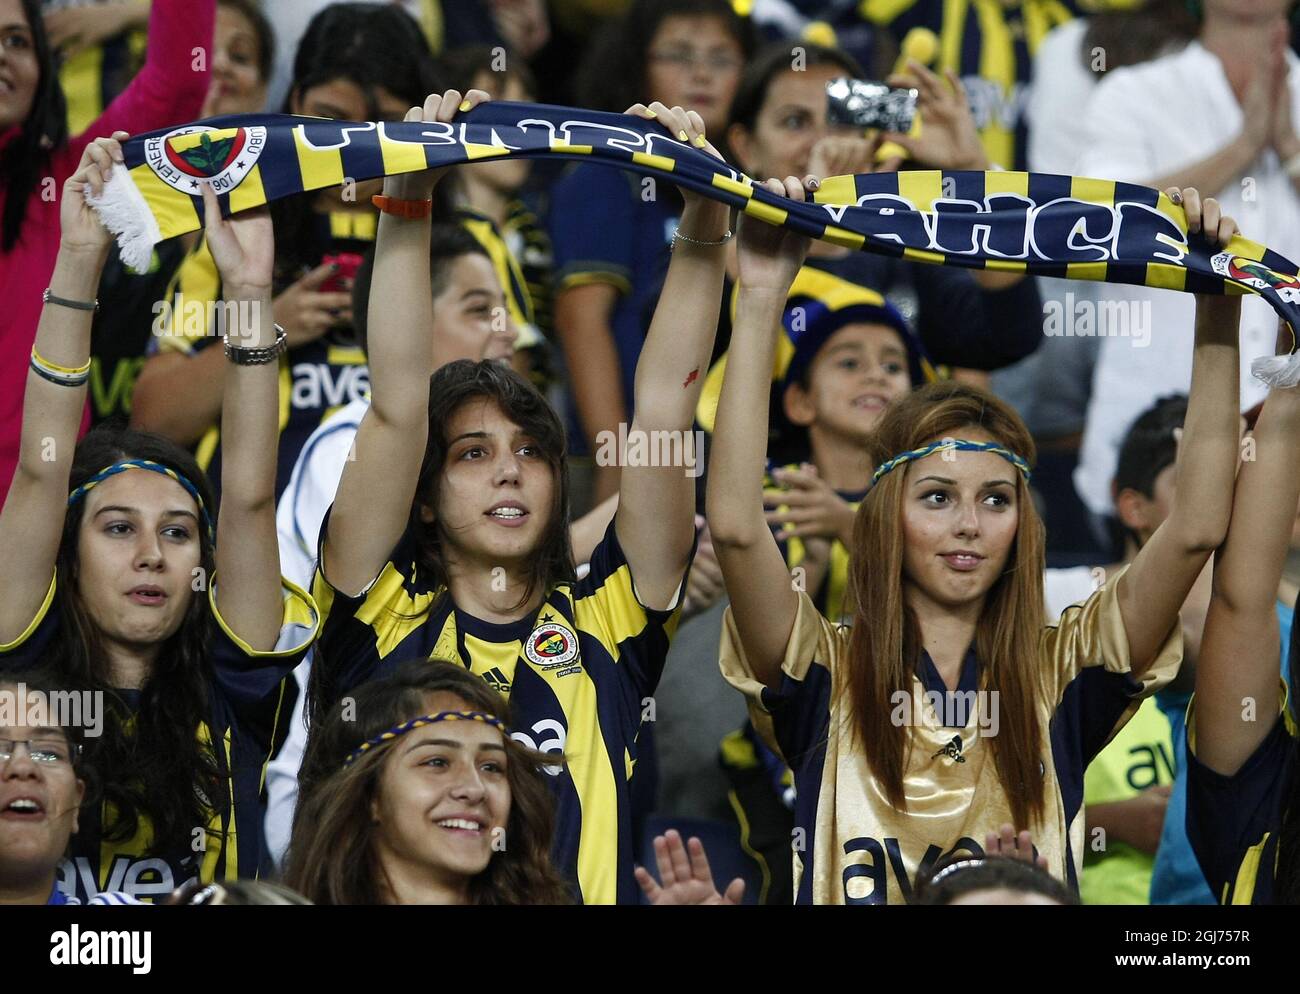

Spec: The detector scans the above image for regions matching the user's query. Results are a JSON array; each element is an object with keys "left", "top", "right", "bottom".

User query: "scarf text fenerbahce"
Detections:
[{"left": 90, "top": 101, "right": 1300, "bottom": 341}]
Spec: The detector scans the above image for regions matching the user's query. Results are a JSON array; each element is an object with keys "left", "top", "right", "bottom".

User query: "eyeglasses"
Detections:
[
  {"left": 0, "top": 738, "right": 80, "bottom": 765},
  {"left": 648, "top": 49, "right": 744, "bottom": 74}
]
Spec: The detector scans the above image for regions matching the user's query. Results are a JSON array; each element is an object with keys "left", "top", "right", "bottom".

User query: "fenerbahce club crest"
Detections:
[
  {"left": 1210, "top": 251, "right": 1300, "bottom": 303},
  {"left": 524, "top": 617, "right": 580, "bottom": 674},
  {"left": 145, "top": 125, "right": 267, "bottom": 195}
]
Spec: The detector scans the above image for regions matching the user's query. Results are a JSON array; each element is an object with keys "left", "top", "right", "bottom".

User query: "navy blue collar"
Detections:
[{"left": 916, "top": 646, "right": 980, "bottom": 697}]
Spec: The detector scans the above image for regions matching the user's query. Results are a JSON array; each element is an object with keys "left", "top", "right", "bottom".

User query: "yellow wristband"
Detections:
[{"left": 31, "top": 346, "right": 91, "bottom": 377}]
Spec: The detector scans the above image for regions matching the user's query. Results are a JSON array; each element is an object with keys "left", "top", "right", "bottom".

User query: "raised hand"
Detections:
[
  {"left": 62, "top": 132, "right": 128, "bottom": 254},
  {"left": 1166, "top": 186, "right": 1238, "bottom": 248},
  {"left": 735, "top": 177, "right": 814, "bottom": 294},
  {"left": 809, "top": 132, "right": 899, "bottom": 180},
  {"left": 883, "top": 61, "right": 987, "bottom": 170},
  {"left": 636, "top": 830, "right": 746, "bottom": 905},
  {"left": 45, "top": 2, "right": 143, "bottom": 60},
  {"left": 984, "top": 824, "right": 1049, "bottom": 870},
  {"left": 385, "top": 88, "right": 491, "bottom": 201},
  {"left": 200, "top": 182, "right": 273, "bottom": 299},
  {"left": 624, "top": 101, "right": 730, "bottom": 238},
  {"left": 272, "top": 262, "right": 353, "bottom": 348},
  {"left": 764, "top": 463, "right": 856, "bottom": 544}
]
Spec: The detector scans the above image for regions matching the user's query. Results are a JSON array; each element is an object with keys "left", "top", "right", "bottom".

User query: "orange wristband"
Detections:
[{"left": 371, "top": 194, "right": 433, "bottom": 219}]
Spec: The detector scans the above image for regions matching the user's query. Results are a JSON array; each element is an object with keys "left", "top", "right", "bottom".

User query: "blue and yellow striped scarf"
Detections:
[{"left": 90, "top": 102, "right": 1300, "bottom": 349}]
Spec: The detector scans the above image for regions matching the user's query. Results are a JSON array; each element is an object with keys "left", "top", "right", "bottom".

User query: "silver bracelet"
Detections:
[
  {"left": 43, "top": 288, "right": 99, "bottom": 312},
  {"left": 672, "top": 226, "right": 733, "bottom": 248},
  {"left": 224, "top": 325, "right": 288, "bottom": 365}
]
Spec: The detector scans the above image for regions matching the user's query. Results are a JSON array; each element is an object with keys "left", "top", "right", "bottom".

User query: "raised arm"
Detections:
[
  {"left": 322, "top": 89, "right": 486, "bottom": 596},
  {"left": 613, "top": 103, "right": 730, "bottom": 610},
  {"left": 1193, "top": 321, "right": 1300, "bottom": 775},
  {"left": 707, "top": 178, "right": 813, "bottom": 690},
  {"left": 0, "top": 137, "right": 122, "bottom": 645},
  {"left": 200, "top": 185, "right": 282, "bottom": 651},
  {"left": 1117, "top": 190, "right": 1241, "bottom": 677}
]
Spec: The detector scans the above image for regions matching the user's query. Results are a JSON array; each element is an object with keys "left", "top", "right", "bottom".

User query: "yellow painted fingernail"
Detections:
[
  {"left": 646, "top": 108, "right": 657, "bottom": 118},
  {"left": 677, "top": 130, "right": 689, "bottom": 141},
  {"left": 458, "top": 100, "right": 472, "bottom": 112},
  {"left": 693, "top": 135, "right": 707, "bottom": 148}
]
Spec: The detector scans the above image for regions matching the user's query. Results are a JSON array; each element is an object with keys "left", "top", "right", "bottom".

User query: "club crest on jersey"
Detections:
[
  {"left": 145, "top": 125, "right": 267, "bottom": 195},
  {"left": 1210, "top": 251, "right": 1300, "bottom": 302},
  {"left": 524, "top": 620, "right": 579, "bottom": 669}
]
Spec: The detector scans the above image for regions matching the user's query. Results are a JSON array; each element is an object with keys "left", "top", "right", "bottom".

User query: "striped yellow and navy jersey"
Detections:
[
  {"left": 457, "top": 206, "right": 537, "bottom": 333},
  {"left": 151, "top": 216, "right": 374, "bottom": 503},
  {"left": 312, "top": 517, "right": 691, "bottom": 904},
  {"left": 720, "top": 564, "right": 1181, "bottom": 904},
  {"left": 503, "top": 197, "right": 555, "bottom": 338},
  {"left": 856, "top": 0, "right": 1115, "bottom": 170},
  {"left": 1079, "top": 695, "right": 1174, "bottom": 904},
  {"left": 1186, "top": 685, "right": 1297, "bottom": 905},
  {"left": 0, "top": 574, "right": 319, "bottom": 903},
  {"left": 58, "top": 23, "right": 147, "bottom": 136}
]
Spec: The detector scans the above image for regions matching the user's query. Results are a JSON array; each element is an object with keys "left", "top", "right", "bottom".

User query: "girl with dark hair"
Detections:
[
  {"left": 1184, "top": 327, "right": 1300, "bottom": 904},
  {"left": 551, "top": 0, "right": 755, "bottom": 503},
  {"left": 0, "top": 0, "right": 213, "bottom": 502},
  {"left": 708, "top": 184, "right": 1244, "bottom": 904},
  {"left": 288, "top": 660, "right": 571, "bottom": 905},
  {"left": 311, "top": 89, "right": 730, "bottom": 904},
  {"left": 132, "top": 2, "right": 442, "bottom": 503},
  {"left": 0, "top": 670, "right": 126, "bottom": 905},
  {"left": 0, "top": 137, "right": 319, "bottom": 902}
]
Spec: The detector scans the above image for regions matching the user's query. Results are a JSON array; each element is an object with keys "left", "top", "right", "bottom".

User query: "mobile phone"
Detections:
[
  {"left": 826, "top": 78, "right": 918, "bottom": 134},
  {"left": 319, "top": 252, "right": 364, "bottom": 293}
]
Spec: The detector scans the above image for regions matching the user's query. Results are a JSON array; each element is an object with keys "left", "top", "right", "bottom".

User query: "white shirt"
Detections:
[
  {"left": 264, "top": 398, "right": 369, "bottom": 866},
  {"left": 1072, "top": 41, "right": 1300, "bottom": 515},
  {"left": 1044, "top": 565, "right": 1101, "bottom": 622}
]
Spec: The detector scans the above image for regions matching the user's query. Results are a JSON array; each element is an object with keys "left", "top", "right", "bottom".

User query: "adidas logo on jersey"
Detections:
[
  {"left": 932, "top": 734, "right": 965, "bottom": 763},
  {"left": 482, "top": 667, "right": 512, "bottom": 695}
]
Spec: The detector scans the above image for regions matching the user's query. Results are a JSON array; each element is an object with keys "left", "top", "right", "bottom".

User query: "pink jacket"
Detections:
[{"left": 0, "top": 0, "right": 214, "bottom": 500}]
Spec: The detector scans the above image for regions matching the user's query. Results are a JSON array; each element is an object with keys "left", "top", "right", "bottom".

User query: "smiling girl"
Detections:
[
  {"left": 287, "top": 660, "right": 568, "bottom": 905},
  {"left": 708, "top": 181, "right": 1245, "bottom": 904},
  {"left": 0, "top": 137, "right": 318, "bottom": 901}
]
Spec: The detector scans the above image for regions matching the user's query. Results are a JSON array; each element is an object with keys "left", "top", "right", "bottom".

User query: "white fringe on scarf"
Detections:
[
  {"left": 1252, "top": 352, "right": 1300, "bottom": 389},
  {"left": 84, "top": 161, "right": 162, "bottom": 273}
]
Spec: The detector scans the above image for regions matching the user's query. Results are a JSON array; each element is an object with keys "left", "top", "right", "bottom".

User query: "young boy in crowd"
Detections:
[{"left": 763, "top": 269, "right": 934, "bottom": 626}]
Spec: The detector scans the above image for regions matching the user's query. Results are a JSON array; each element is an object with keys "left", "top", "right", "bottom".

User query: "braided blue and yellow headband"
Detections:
[
  {"left": 342, "top": 711, "right": 508, "bottom": 768},
  {"left": 67, "top": 459, "right": 215, "bottom": 544},
  {"left": 869, "top": 439, "right": 1032, "bottom": 492}
]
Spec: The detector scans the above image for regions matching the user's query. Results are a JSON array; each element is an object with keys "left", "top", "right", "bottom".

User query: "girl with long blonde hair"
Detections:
[{"left": 707, "top": 182, "right": 1245, "bottom": 904}]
